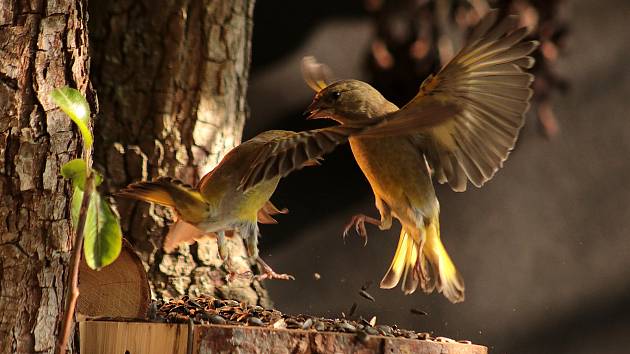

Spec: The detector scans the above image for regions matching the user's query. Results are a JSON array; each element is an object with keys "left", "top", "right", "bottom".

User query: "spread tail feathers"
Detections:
[
  {"left": 257, "top": 201, "right": 288, "bottom": 224},
  {"left": 380, "top": 216, "right": 465, "bottom": 303},
  {"left": 117, "top": 177, "right": 208, "bottom": 224}
]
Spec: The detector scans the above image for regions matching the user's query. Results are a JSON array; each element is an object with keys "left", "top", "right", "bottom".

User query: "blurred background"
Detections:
[{"left": 243, "top": 0, "right": 630, "bottom": 353}]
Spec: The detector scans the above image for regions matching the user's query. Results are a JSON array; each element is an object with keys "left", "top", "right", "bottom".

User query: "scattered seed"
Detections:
[
  {"left": 402, "top": 330, "right": 418, "bottom": 339},
  {"left": 410, "top": 308, "right": 428, "bottom": 316},
  {"left": 151, "top": 294, "right": 471, "bottom": 344},
  {"left": 458, "top": 340, "right": 472, "bottom": 344},
  {"left": 188, "top": 300, "right": 203, "bottom": 308},
  {"left": 248, "top": 317, "right": 264, "bottom": 326},
  {"left": 302, "top": 318, "right": 313, "bottom": 330},
  {"left": 337, "top": 321, "right": 356, "bottom": 333},
  {"left": 313, "top": 273, "right": 321, "bottom": 280},
  {"left": 417, "top": 332, "right": 432, "bottom": 340},
  {"left": 285, "top": 318, "right": 302, "bottom": 329},
  {"left": 348, "top": 303, "right": 358, "bottom": 317},
  {"left": 209, "top": 315, "right": 226, "bottom": 325},
  {"left": 358, "top": 290, "right": 375, "bottom": 302},
  {"left": 364, "top": 326, "right": 379, "bottom": 335},
  {"left": 272, "top": 319, "right": 287, "bottom": 329},
  {"left": 314, "top": 321, "right": 325, "bottom": 331},
  {"left": 171, "top": 305, "right": 190, "bottom": 315},
  {"left": 376, "top": 325, "right": 393, "bottom": 336}
]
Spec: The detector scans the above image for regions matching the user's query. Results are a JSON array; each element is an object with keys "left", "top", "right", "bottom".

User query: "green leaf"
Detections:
[
  {"left": 61, "top": 161, "right": 103, "bottom": 190},
  {"left": 71, "top": 187, "right": 123, "bottom": 270},
  {"left": 50, "top": 87, "right": 93, "bottom": 147},
  {"left": 61, "top": 159, "right": 87, "bottom": 189}
]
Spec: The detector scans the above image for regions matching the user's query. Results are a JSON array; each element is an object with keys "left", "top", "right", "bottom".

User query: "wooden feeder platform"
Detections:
[
  {"left": 79, "top": 319, "right": 487, "bottom": 354},
  {"left": 78, "top": 241, "right": 487, "bottom": 354}
]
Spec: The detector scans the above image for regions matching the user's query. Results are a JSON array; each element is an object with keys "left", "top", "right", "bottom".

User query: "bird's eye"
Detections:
[{"left": 331, "top": 91, "right": 341, "bottom": 100}]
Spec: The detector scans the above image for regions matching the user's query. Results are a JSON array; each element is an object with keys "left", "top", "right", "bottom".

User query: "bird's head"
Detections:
[{"left": 304, "top": 80, "right": 388, "bottom": 124}]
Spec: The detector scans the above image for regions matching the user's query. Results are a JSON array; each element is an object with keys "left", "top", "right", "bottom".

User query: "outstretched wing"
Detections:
[
  {"left": 239, "top": 127, "right": 362, "bottom": 191},
  {"left": 239, "top": 101, "right": 461, "bottom": 192},
  {"left": 301, "top": 56, "right": 333, "bottom": 92},
  {"left": 393, "top": 10, "right": 539, "bottom": 191}
]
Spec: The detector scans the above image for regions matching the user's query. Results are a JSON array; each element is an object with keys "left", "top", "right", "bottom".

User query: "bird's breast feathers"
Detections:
[{"left": 349, "top": 136, "right": 434, "bottom": 201}]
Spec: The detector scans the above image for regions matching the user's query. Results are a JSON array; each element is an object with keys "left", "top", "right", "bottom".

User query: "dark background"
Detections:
[{"left": 244, "top": 1, "right": 630, "bottom": 353}]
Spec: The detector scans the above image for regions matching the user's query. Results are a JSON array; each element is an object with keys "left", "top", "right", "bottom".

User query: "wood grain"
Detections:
[
  {"left": 80, "top": 320, "right": 487, "bottom": 354},
  {"left": 79, "top": 321, "right": 188, "bottom": 354},
  {"left": 78, "top": 240, "right": 151, "bottom": 318}
]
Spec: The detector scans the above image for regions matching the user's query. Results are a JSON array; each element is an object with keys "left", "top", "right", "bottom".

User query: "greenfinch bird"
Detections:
[
  {"left": 118, "top": 107, "right": 452, "bottom": 280},
  {"left": 245, "top": 11, "right": 538, "bottom": 302},
  {"left": 117, "top": 129, "right": 356, "bottom": 279}
]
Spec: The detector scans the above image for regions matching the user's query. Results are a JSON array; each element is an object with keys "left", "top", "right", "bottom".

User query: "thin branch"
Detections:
[{"left": 57, "top": 157, "right": 93, "bottom": 354}]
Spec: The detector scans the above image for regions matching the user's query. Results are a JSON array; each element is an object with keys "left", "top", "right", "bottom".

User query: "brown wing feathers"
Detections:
[
  {"left": 419, "top": 10, "right": 538, "bottom": 191},
  {"left": 240, "top": 125, "right": 362, "bottom": 191}
]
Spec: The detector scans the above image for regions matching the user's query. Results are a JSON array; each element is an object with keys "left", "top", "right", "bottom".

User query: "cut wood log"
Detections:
[{"left": 78, "top": 239, "right": 151, "bottom": 318}]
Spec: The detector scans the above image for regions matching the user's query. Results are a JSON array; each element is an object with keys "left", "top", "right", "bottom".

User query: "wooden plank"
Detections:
[
  {"left": 79, "top": 321, "right": 188, "bottom": 354},
  {"left": 80, "top": 320, "right": 487, "bottom": 354},
  {"left": 193, "top": 324, "right": 487, "bottom": 354}
]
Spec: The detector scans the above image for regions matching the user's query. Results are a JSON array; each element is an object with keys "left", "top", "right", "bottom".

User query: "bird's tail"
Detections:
[
  {"left": 380, "top": 215, "right": 464, "bottom": 303},
  {"left": 117, "top": 177, "right": 209, "bottom": 224},
  {"left": 423, "top": 216, "right": 465, "bottom": 303}
]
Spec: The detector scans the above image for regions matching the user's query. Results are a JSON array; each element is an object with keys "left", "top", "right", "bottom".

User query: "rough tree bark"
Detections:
[
  {"left": 0, "top": 0, "right": 93, "bottom": 353},
  {"left": 89, "top": 0, "right": 270, "bottom": 305}
]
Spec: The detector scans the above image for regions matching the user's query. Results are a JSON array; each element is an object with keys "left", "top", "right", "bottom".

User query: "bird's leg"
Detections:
[
  {"left": 342, "top": 214, "right": 381, "bottom": 246},
  {"left": 225, "top": 260, "right": 255, "bottom": 283},
  {"left": 254, "top": 257, "right": 295, "bottom": 281},
  {"left": 215, "top": 230, "right": 229, "bottom": 261},
  {"left": 217, "top": 230, "right": 254, "bottom": 282}
]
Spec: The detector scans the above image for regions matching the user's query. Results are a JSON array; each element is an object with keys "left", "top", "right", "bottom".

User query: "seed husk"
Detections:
[
  {"left": 248, "top": 317, "right": 264, "bottom": 326},
  {"left": 410, "top": 308, "right": 428, "bottom": 316},
  {"left": 358, "top": 290, "right": 375, "bottom": 302},
  {"left": 302, "top": 318, "right": 313, "bottom": 330},
  {"left": 209, "top": 315, "right": 226, "bottom": 325}
]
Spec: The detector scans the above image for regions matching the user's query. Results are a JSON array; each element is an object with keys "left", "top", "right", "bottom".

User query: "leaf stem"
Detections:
[{"left": 57, "top": 148, "right": 93, "bottom": 354}]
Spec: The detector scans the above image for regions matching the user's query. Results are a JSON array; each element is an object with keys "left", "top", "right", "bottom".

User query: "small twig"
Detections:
[{"left": 57, "top": 162, "right": 93, "bottom": 354}]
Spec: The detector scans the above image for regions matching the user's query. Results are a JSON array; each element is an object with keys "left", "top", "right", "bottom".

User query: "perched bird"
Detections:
[
  {"left": 118, "top": 111, "right": 450, "bottom": 279},
  {"left": 244, "top": 11, "right": 538, "bottom": 302}
]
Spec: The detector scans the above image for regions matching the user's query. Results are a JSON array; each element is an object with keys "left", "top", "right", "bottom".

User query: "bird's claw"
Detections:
[
  {"left": 254, "top": 271, "right": 295, "bottom": 281},
  {"left": 343, "top": 214, "right": 376, "bottom": 246},
  {"left": 254, "top": 257, "right": 295, "bottom": 281}
]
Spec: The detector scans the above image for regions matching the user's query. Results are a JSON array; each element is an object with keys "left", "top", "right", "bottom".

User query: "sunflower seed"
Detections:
[{"left": 358, "top": 290, "right": 375, "bottom": 302}]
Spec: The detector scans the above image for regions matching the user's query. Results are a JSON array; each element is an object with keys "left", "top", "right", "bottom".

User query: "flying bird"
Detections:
[
  {"left": 243, "top": 10, "right": 538, "bottom": 302},
  {"left": 118, "top": 108, "right": 450, "bottom": 280}
]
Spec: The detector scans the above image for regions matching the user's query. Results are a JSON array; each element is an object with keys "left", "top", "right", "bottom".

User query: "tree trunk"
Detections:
[
  {"left": 89, "top": 0, "right": 270, "bottom": 305},
  {"left": 0, "top": 0, "right": 93, "bottom": 353}
]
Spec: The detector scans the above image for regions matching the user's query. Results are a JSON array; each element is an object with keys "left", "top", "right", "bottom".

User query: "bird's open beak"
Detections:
[{"left": 303, "top": 101, "right": 331, "bottom": 120}]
